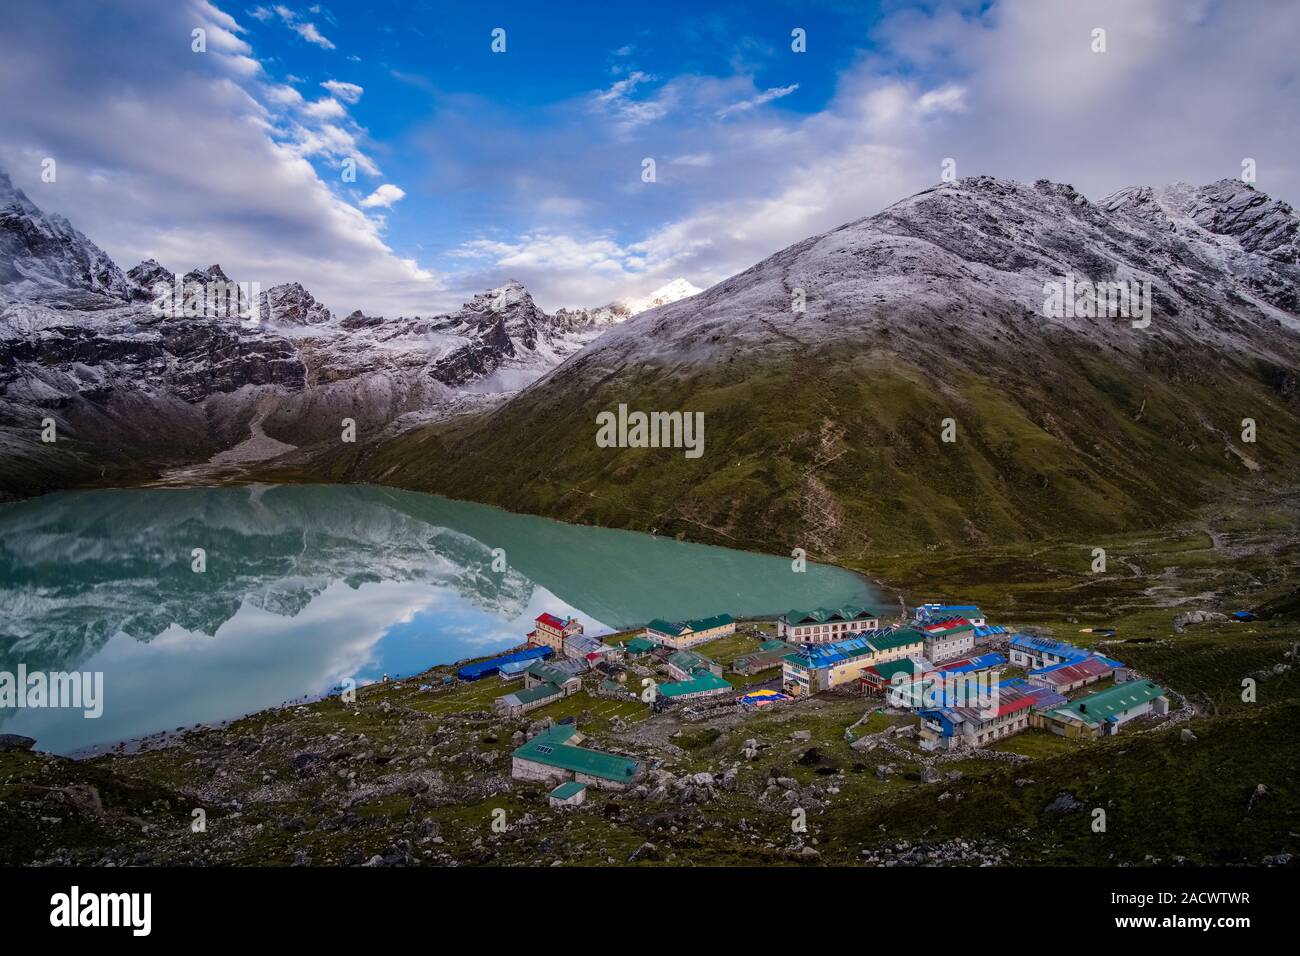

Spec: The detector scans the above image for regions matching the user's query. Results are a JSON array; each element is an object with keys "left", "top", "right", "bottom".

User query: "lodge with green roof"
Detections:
[
  {"left": 777, "top": 605, "right": 880, "bottom": 644},
  {"left": 665, "top": 648, "right": 720, "bottom": 680},
  {"left": 511, "top": 724, "right": 642, "bottom": 790},
  {"left": 643, "top": 612, "right": 736, "bottom": 649},
  {"left": 1039, "top": 680, "right": 1170, "bottom": 738},
  {"left": 657, "top": 669, "right": 732, "bottom": 702},
  {"left": 493, "top": 660, "right": 582, "bottom": 717},
  {"left": 624, "top": 636, "right": 658, "bottom": 656},
  {"left": 548, "top": 781, "right": 587, "bottom": 807}
]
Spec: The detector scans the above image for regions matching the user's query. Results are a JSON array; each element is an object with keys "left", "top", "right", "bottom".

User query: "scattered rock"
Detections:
[
  {"left": 1044, "top": 791, "right": 1084, "bottom": 814},
  {"left": 1172, "top": 610, "right": 1228, "bottom": 633},
  {"left": 1248, "top": 783, "right": 1269, "bottom": 811}
]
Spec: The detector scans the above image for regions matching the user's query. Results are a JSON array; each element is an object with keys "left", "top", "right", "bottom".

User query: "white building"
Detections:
[{"left": 776, "top": 606, "right": 880, "bottom": 644}]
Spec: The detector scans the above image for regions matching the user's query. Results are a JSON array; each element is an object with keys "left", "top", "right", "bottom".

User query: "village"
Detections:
[{"left": 440, "top": 601, "right": 1176, "bottom": 808}]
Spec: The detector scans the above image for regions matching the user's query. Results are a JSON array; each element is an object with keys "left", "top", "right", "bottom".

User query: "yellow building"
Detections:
[
  {"left": 782, "top": 629, "right": 925, "bottom": 696},
  {"left": 528, "top": 612, "right": 584, "bottom": 654},
  {"left": 643, "top": 613, "right": 735, "bottom": 650}
]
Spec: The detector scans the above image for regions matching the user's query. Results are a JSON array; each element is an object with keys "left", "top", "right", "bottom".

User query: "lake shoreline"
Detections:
[{"left": 2, "top": 482, "right": 878, "bottom": 755}]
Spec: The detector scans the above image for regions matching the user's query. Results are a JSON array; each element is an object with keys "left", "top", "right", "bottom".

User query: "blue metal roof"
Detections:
[
  {"left": 784, "top": 633, "right": 879, "bottom": 668},
  {"left": 935, "top": 652, "right": 1005, "bottom": 677},
  {"left": 457, "top": 645, "right": 553, "bottom": 681},
  {"left": 1008, "top": 635, "right": 1088, "bottom": 659}
]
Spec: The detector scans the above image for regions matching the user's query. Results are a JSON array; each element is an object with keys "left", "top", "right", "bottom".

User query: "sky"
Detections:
[{"left": 0, "top": 0, "right": 1297, "bottom": 317}]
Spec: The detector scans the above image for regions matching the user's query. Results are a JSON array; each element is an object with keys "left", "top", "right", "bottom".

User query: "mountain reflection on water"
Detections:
[{"left": 0, "top": 484, "right": 875, "bottom": 753}]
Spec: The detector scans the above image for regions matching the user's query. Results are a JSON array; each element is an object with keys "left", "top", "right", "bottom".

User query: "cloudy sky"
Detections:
[{"left": 1, "top": 0, "right": 1296, "bottom": 316}]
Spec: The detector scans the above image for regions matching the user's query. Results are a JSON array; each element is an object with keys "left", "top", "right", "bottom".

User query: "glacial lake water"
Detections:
[{"left": 0, "top": 484, "right": 876, "bottom": 754}]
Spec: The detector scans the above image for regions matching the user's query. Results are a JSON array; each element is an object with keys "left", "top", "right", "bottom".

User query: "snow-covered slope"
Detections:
[
  {"left": 0, "top": 170, "right": 129, "bottom": 302},
  {"left": 361, "top": 176, "right": 1300, "bottom": 554}
]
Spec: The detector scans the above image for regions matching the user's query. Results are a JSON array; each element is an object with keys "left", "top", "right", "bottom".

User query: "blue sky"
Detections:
[
  {"left": 1, "top": 0, "right": 1296, "bottom": 316},
  {"left": 246, "top": 1, "right": 871, "bottom": 268}
]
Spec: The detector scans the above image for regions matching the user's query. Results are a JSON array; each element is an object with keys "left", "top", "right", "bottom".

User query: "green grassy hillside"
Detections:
[{"left": 339, "top": 337, "right": 1300, "bottom": 560}]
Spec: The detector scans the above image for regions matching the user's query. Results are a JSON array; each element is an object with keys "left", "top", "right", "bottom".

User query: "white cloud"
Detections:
[
  {"left": 593, "top": 71, "right": 652, "bottom": 104},
  {"left": 0, "top": 0, "right": 438, "bottom": 316},
  {"left": 916, "top": 83, "right": 966, "bottom": 114},
  {"left": 447, "top": 0, "right": 1300, "bottom": 310},
  {"left": 590, "top": 71, "right": 676, "bottom": 131},
  {"left": 303, "top": 96, "right": 346, "bottom": 119},
  {"left": 320, "top": 79, "right": 363, "bottom": 104},
  {"left": 456, "top": 234, "right": 629, "bottom": 275},
  {"left": 264, "top": 83, "right": 304, "bottom": 105},
  {"left": 293, "top": 21, "right": 334, "bottom": 49},
  {"left": 359, "top": 184, "right": 406, "bottom": 208},
  {"left": 267, "top": 4, "right": 335, "bottom": 50},
  {"left": 716, "top": 83, "right": 798, "bottom": 119}
]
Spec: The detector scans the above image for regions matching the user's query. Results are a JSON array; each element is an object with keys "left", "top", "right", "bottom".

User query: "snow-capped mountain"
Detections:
[
  {"left": 360, "top": 176, "right": 1300, "bottom": 555},
  {"left": 0, "top": 170, "right": 128, "bottom": 303},
  {"left": 0, "top": 169, "right": 609, "bottom": 499},
  {"left": 553, "top": 276, "right": 702, "bottom": 327},
  {"left": 619, "top": 277, "right": 703, "bottom": 316}
]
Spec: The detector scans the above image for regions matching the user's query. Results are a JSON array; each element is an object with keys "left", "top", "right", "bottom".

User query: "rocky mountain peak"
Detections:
[
  {"left": 183, "top": 263, "right": 235, "bottom": 286},
  {"left": 0, "top": 167, "right": 129, "bottom": 300},
  {"left": 259, "top": 281, "right": 333, "bottom": 326},
  {"left": 452, "top": 280, "right": 555, "bottom": 350},
  {"left": 1189, "top": 179, "right": 1298, "bottom": 263},
  {"left": 125, "top": 258, "right": 176, "bottom": 302}
]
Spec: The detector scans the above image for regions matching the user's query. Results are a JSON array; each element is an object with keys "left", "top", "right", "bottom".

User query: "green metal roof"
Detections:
[
  {"left": 869, "top": 629, "right": 926, "bottom": 653},
  {"left": 759, "top": 639, "right": 788, "bottom": 651},
  {"left": 626, "top": 637, "right": 658, "bottom": 653},
  {"left": 505, "top": 682, "right": 565, "bottom": 705},
  {"left": 687, "top": 613, "right": 734, "bottom": 631},
  {"left": 870, "top": 658, "right": 924, "bottom": 681},
  {"left": 647, "top": 613, "right": 735, "bottom": 637},
  {"left": 512, "top": 725, "right": 641, "bottom": 782},
  {"left": 526, "top": 661, "right": 578, "bottom": 686},
  {"left": 658, "top": 670, "right": 732, "bottom": 698},
  {"left": 550, "top": 781, "right": 587, "bottom": 799},
  {"left": 1049, "top": 681, "right": 1167, "bottom": 726},
  {"left": 782, "top": 605, "right": 878, "bottom": 625},
  {"left": 667, "top": 649, "right": 711, "bottom": 671}
]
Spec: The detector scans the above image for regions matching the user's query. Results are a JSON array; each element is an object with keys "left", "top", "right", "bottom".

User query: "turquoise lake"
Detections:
[{"left": 0, "top": 484, "right": 876, "bottom": 754}]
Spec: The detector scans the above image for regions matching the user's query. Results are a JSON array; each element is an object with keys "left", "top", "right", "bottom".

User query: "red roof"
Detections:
[
  {"left": 995, "top": 693, "right": 1034, "bottom": 717},
  {"left": 1035, "top": 656, "right": 1113, "bottom": 687},
  {"left": 923, "top": 617, "right": 972, "bottom": 633},
  {"left": 535, "top": 612, "right": 568, "bottom": 630}
]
